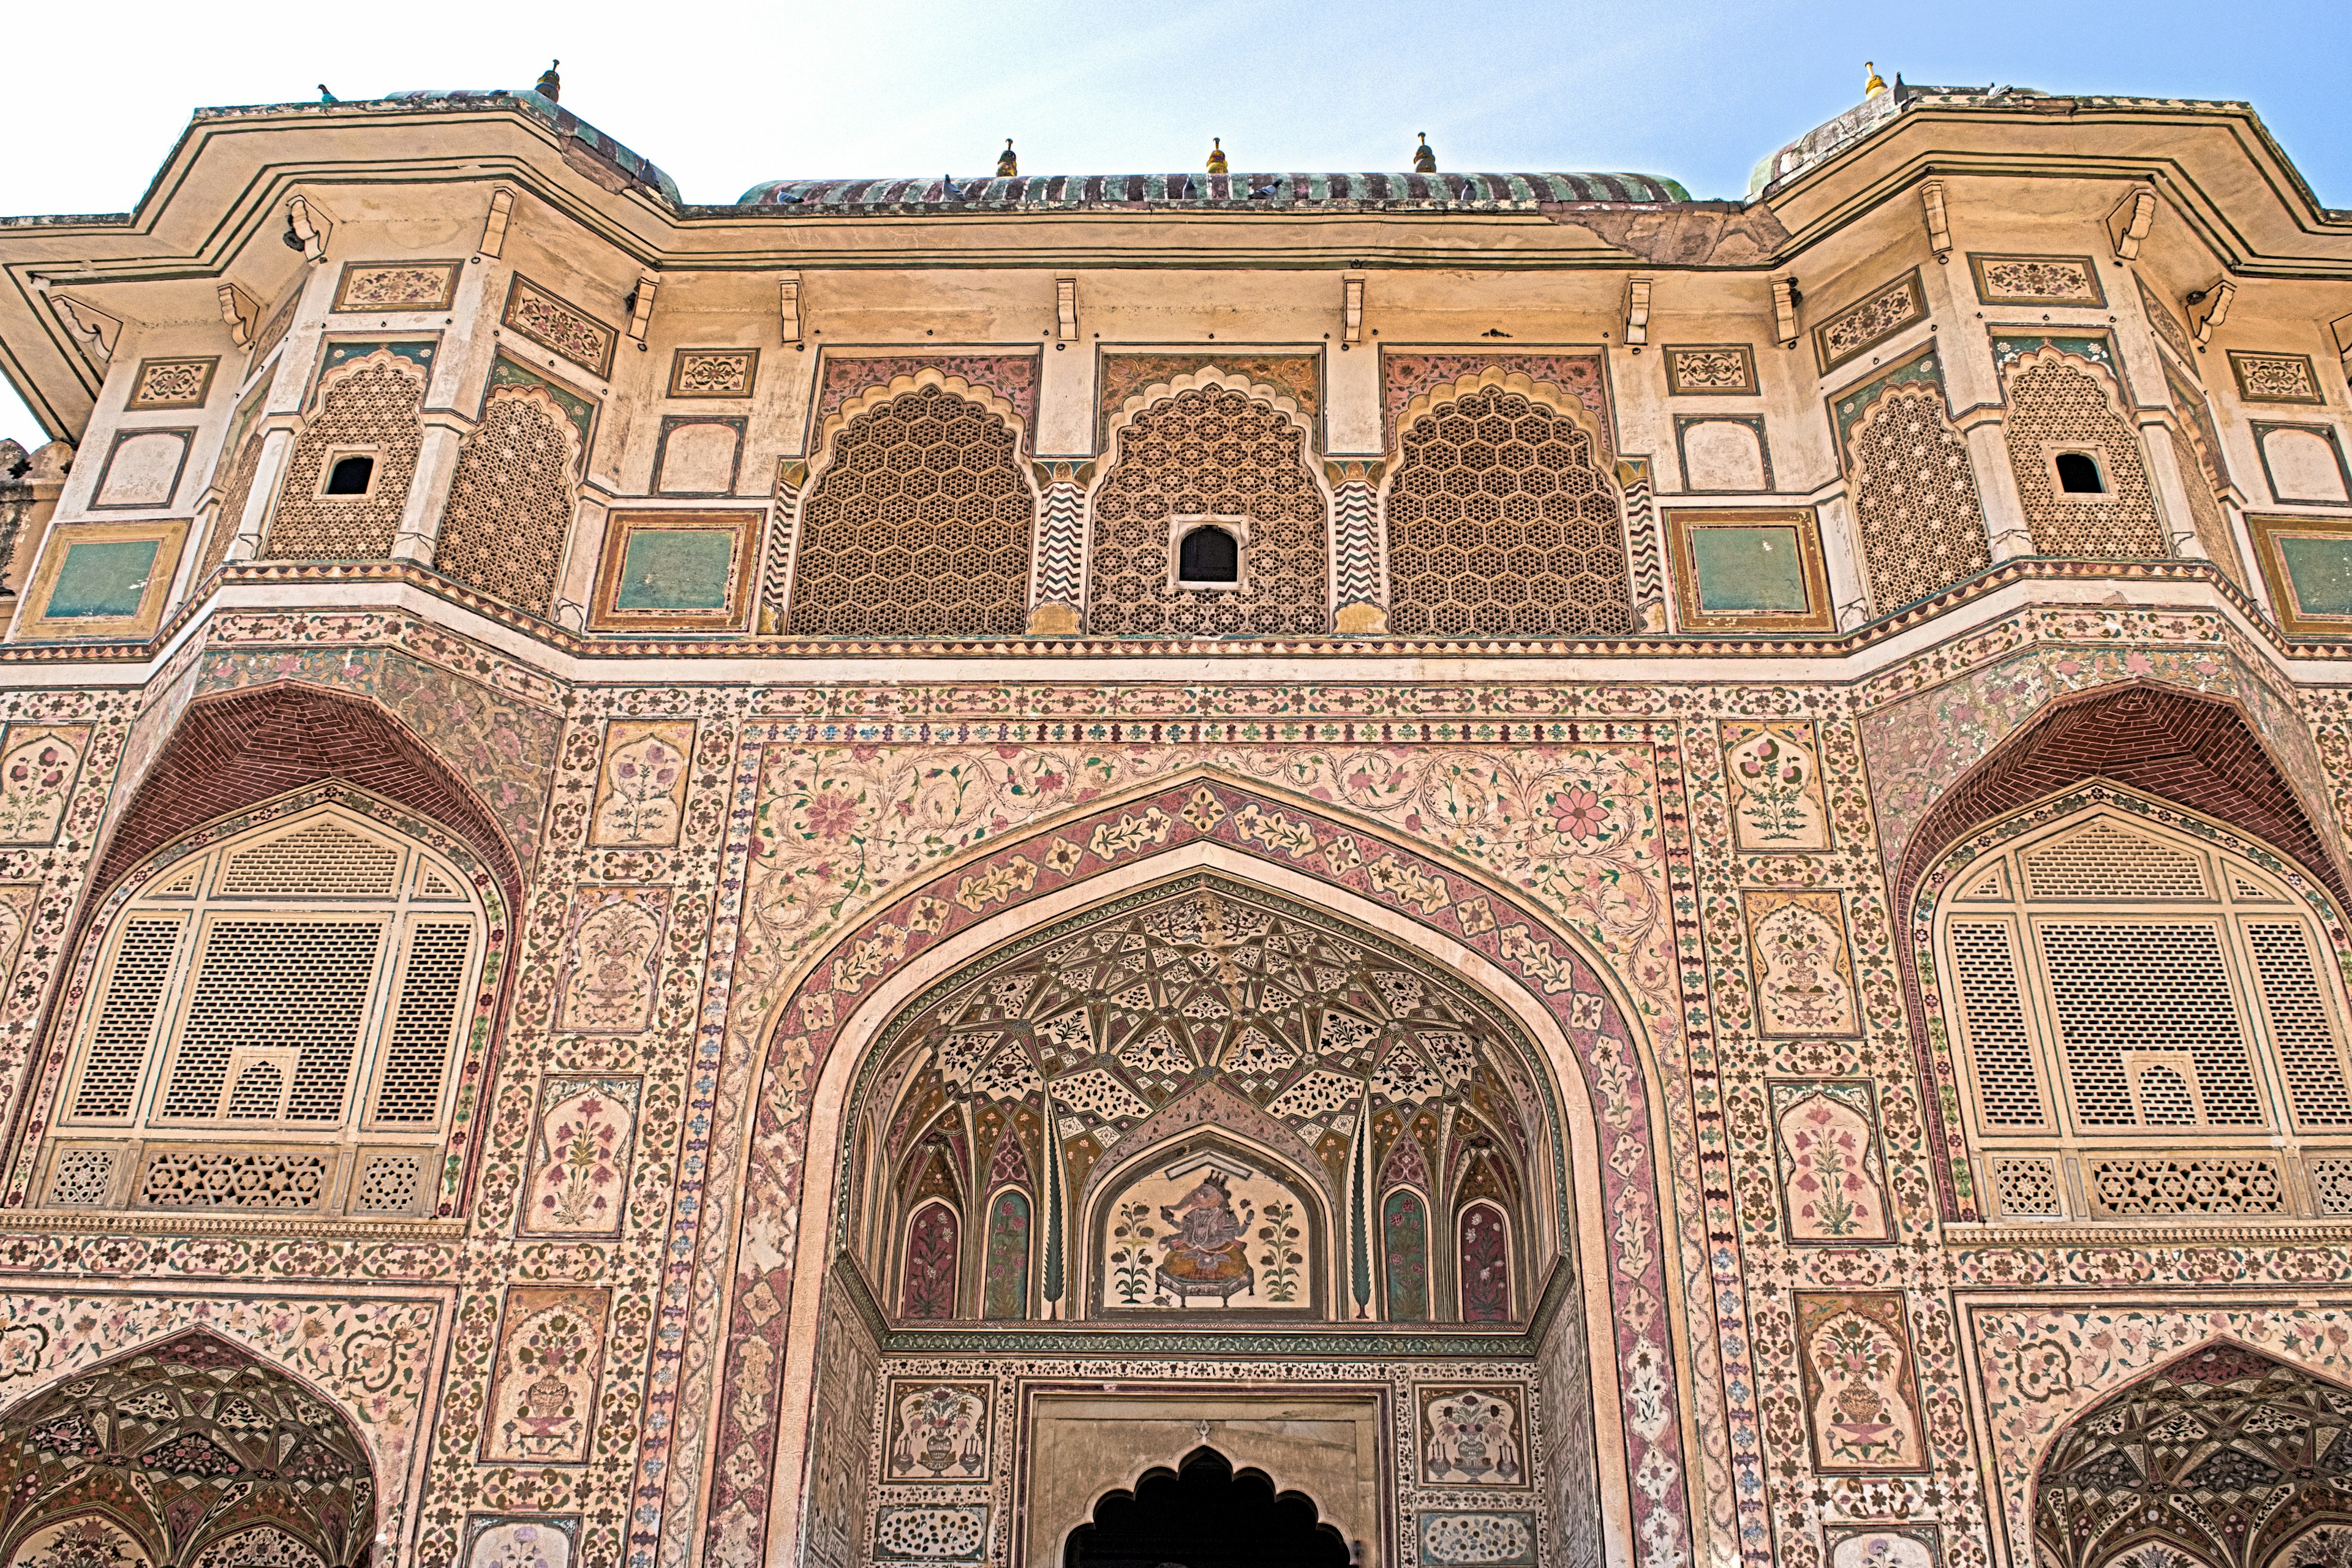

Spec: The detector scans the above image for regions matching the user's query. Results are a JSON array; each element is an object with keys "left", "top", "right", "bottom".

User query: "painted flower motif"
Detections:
[
  {"left": 1548, "top": 784, "right": 1607, "bottom": 842},
  {"left": 805, "top": 794, "right": 859, "bottom": 840}
]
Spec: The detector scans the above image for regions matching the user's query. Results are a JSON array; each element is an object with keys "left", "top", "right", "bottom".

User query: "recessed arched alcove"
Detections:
[{"left": 1066, "top": 1447, "right": 1349, "bottom": 1568}]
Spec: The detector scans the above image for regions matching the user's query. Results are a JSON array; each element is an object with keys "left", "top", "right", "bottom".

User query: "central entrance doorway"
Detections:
[{"left": 1065, "top": 1448, "right": 1351, "bottom": 1568}]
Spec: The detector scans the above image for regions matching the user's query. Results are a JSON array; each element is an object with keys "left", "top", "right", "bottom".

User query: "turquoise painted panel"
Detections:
[
  {"left": 2280, "top": 536, "right": 2352, "bottom": 618},
  {"left": 48, "top": 539, "right": 160, "bottom": 618},
  {"left": 616, "top": 528, "right": 737, "bottom": 612},
  {"left": 1689, "top": 524, "right": 1809, "bottom": 614}
]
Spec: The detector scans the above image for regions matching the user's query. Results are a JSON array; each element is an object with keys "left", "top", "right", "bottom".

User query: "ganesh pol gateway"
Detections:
[{"left": 2, "top": 58, "right": 2352, "bottom": 1568}]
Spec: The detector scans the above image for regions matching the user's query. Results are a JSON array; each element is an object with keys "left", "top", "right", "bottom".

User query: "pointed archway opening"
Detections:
[{"left": 1065, "top": 1447, "right": 1349, "bottom": 1568}]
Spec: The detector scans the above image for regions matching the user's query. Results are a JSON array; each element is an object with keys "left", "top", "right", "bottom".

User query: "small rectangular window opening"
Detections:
[
  {"left": 323, "top": 452, "right": 377, "bottom": 497},
  {"left": 2054, "top": 451, "right": 2107, "bottom": 494}
]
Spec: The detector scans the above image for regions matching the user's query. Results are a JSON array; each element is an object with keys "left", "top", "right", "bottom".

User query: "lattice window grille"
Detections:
[
  {"left": 351, "top": 1150, "right": 424, "bottom": 1214},
  {"left": 2040, "top": 921, "right": 2263, "bottom": 1128},
  {"left": 2003, "top": 356, "right": 2169, "bottom": 558},
  {"left": 370, "top": 921, "right": 473, "bottom": 1124},
  {"left": 1948, "top": 920, "right": 2048, "bottom": 1127},
  {"left": 160, "top": 918, "right": 385, "bottom": 1123},
  {"left": 265, "top": 356, "right": 427, "bottom": 561},
  {"left": 434, "top": 387, "right": 579, "bottom": 617},
  {"left": 789, "top": 384, "right": 1034, "bottom": 638},
  {"left": 2087, "top": 1155, "right": 2285, "bottom": 1216},
  {"left": 2309, "top": 1156, "right": 2352, "bottom": 1215},
  {"left": 1992, "top": 1155, "right": 2062, "bottom": 1216},
  {"left": 45, "top": 1148, "right": 117, "bottom": 1207},
  {"left": 1848, "top": 381, "right": 1992, "bottom": 613},
  {"left": 55, "top": 804, "right": 487, "bottom": 1217},
  {"left": 220, "top": 821, "right": 401, "bottom": 896},
  {"left": 71, "top": 917, "right": 182, "bottom": 1120},
  {"left": 1385, "top": 385, "right": 1635, "bottom": 637},
  {"left": 137, "top": 1149, "right": 330, "bottom": 1210},
  {"left": 1087, "top": 385, "right": 1330, "bottom": 637},
  {"left": 2022, "top": 821, "right": 2206, "bottom": 900},
  {"left": 2246, "top": 921, "right": 2352, "bottom": 1128}
]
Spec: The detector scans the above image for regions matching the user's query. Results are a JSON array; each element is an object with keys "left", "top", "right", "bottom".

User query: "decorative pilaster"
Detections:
[
  {"left": 760, "top": 459, "right": 808, "bottom": 633},
  {"left": 225, "top": 425, "right": 296, "bottom": 563},
  {"left": 1616, "top": 456, "right": 1668, "bottom": 633},
  {"left": 1325, "top": 458, "right": 1385, "bottom": 635},
  {"left": 1026, "top": 459, "right": 1092, "bottom": 636}
]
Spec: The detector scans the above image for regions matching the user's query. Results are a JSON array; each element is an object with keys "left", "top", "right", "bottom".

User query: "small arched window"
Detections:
[
  {"left": 2053, "top": 451, "right": 2106, "bottom": 494},
  {"left": 1934, "top": 799, "right": 2352, "bottom": 1223},
  {"left": 39, "top": 800, "right": 486, "bottom": 1218},
  {"left": 1177, "top": 522, "right": 1241, "bottom": 586}
]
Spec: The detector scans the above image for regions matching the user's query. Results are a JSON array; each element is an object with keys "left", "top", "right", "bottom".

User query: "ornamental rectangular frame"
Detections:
[
  {"left": 1966, "top": 254, "right": 2106, "bottom": 308},
  {"left": 1661, "top": 344, "right": 1758, "bottom": 396},
  {"left": 18, "top": 517, "right": 190, "bottom": 642},
  {"left": 1812, "top": 270, "right": 1928, "bottom": 375},
  {"left": 1661, "top": 506, "right": 1832, "bottom": 633},
  {"left": 666, "top": 347, "right": 760, "bottom": 398},
  {"left": 125, "top": 356, "right": 220, "bottom": 411},
  {"left": 89, "top": 427, "right": 194, "bottom": 510},
  {"left": 502, "top": 273, "right": 618, "bottom": 380},
  {"left": 2230, "top": 350, "right": 2327, "bottom": 405},
  {"left": 1671, "top": 414, "right": 1775, "bottom": 494},
  {"left": 2245, "top": 512, "right": 2352, "bottom": 635},
  {"left": 650, "top": 416, "right": 748, "bottom": 496},
  {"left": 332, "top": 260, "right": 464, "bottom": 314},
  {"left": 589, "top": 508, "right": 764, "bottom": 632},
  {"left": 2250, "top": 421, "right": 2352, "bottom": 506}
]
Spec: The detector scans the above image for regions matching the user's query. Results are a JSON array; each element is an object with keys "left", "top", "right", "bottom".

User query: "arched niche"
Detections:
[
  {"left": 2032, "top": 1340, "right": 2352, "bottom": 1568},
  {"left": 837, "top": 870, "right": 1562, "bottom": 1326},
  {"left": 0, "top": 1330, "right": 376, "bottom": 1568},
  {"left": 1061, "top": 1446, "right": 1349, "bottom": 1568}
]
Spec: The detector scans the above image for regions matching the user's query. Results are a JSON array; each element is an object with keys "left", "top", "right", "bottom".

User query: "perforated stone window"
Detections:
[
  {"left": 789, "top": 383, "right": 1035, "bottom": 638},
  {"left": 434, "top": 386, "right": 581, "bottom": 617},
  {"left": 2002, "top": 355, "right": 2168, "bottom": 559},
  {"left": 1848, "top": 382, "right": 1992, "bottom": 614},
  {"left": 47, "top": 801, "right": 483, "bottom": 1219},
  {"left": 1936, "top": 803, "right": 2352, "bottom": 1222},
  {"left": 1385, "top": 385, "right": 1635, "bottom": 638},
  {"left": 265, "top": 353, "right": 427, "bottom": 561},
  {"left": 1087, "top": 386, "right": 1329, "bottom": 637}
]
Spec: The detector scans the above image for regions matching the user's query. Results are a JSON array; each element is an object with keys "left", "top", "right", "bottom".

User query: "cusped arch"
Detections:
[
  {"left": 2033, "top": 1339, "right": 2352, "bottom": 1568},
  {"left": 1063, "top": 1447, "right": 1349, "bottom": 1568},
  {"left": 788, "top": 374, "right": 1036, "bottom": 638},
  {"left": 709, "top": 769, "right": 1692, "bottom": 1568},
  {"left": 0, "top": 1329, "right": 375, "bottom": 1568},
  {"left": 1085, "top": 373, "right": 1333, "bottom": 637}
]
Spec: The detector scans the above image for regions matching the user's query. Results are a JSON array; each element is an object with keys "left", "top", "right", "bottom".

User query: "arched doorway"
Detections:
[
  {"left": 0, "top": 1329, "right": 377, "bottom": 1568},
  {"left": 1066, "top": 1448, "right": 1349, "bottom": 1568}
]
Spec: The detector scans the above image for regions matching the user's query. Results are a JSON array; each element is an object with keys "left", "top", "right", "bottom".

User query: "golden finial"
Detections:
[
  {"left": 1413, "top": 132, "right": 1436, "bottom": 174},
  {"left": 1206, "top": 138, "right": 1228, "bottom": 175},
  {"left": 1864, "top": 61, "right": 1887, "bottom": 95},
  {"left": 996, "top": 139, "right": 1017, "bottom": 178},
  {"left": 534, "top": 60, "right": 562, "bottom": 102}
]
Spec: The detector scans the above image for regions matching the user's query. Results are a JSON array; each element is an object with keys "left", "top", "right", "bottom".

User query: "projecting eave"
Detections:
[{"left": 1758, "top": 88, "right": 2352, "bottom": 278}]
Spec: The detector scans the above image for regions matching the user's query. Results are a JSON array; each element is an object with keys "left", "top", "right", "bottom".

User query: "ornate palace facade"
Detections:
[{"left": 0, "top": 71, "right": 2349, "bottom": 1568}]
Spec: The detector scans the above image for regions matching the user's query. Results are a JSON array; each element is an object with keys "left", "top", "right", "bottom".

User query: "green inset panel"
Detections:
[
  {"left": 615, "top": 528, "right": 737, "bottom": 611},
  {"left": 47, "top": 539, "right": 160, "bottom": 618},
  {"left": 1688, "top": 524, "right": 1811, "bottom": 615},
  {"left": 2278, "top": 535, "right": 2352, "bottom": 619}
]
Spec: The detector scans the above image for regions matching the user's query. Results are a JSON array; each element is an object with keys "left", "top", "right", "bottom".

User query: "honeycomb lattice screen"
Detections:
[
  {"left": 264, "top": 356, "right": 426, "bottom": 561},
  {"left": 2002, "top": 358, "right": 2168, "bottom": 558},
  {"left": 789, "top": 385, "right": 1034, "bottom": 638},
  {"left": 1849, "top": 383, "right": 1991, "bottom": 614},
  {"left": 1087, "top": 386, "right": 1330, "bottom": 637},
  {"left": 200, "top": 432, "right": 267, "bottom": 579},
  {"left": 1385, "top": 386, "right": 1635, "bottom": 638},
  {"left": 434, "top": 390, "right": 578, "bottom": 617}
]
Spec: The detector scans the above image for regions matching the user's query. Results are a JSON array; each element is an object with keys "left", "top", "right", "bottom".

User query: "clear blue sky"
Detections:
[{"left": 5, "top": 0, "right": 2348, "bottom": 448}]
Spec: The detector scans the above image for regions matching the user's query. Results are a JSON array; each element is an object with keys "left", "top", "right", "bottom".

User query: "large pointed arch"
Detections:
[
  {"left": 0, "top": 1329, "right": 376, "bottom": 1568},
  {"left": 2032, "top": 1339, "right": 2352, "bottom": 1568},
  {"left": 1890, "top": 679, "right": 2352, "bottom": 1221},
  {"left": 703, "top": 771, "right": 1695, "bottom": 1568}
]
